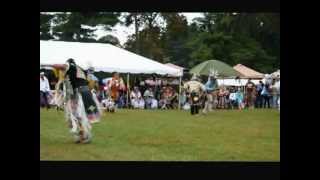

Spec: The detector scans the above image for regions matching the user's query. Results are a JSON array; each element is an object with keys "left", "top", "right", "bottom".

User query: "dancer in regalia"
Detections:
[
  {"left": 183, "top": 74, "right": 205, "bottom": 115},
  {"left": 202, "top": 72, "right": 217, "bottom": 114},
  {"left": 245, "top": 78, "right": 256, "bottom": 109},
  {"left": 108, "top": 72, "right": 125, "bottom": 108},
  {"left": 52, "top": 58, "right": 101, "bottom": 144}
]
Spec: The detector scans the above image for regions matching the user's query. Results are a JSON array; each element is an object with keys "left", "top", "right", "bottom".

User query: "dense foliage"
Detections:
[{"left": 40, "top": 12, "right": 280, "bottom": 73}]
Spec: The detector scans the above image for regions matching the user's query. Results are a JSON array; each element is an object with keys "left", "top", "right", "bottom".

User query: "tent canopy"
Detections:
[
  {"left": 233, "top": 64, "right": 264, "bottom": 79},
  {"left": 165, "top": 63, "right": 184, "bottom": 70},
  {"left": 217, "top": 78, "right": 260, "bottom": 87},
  {"left": 190, "top": 60, "right": 239, "bottom": 77},
  {"left": 40, "top": 40, "right": 181, "bottom": 76},
  {"left": 164, "top": 63, "right": 184, "bottom": 76},
  {"left": 271, "top": 69, "right": 280, "bottom": 78}
]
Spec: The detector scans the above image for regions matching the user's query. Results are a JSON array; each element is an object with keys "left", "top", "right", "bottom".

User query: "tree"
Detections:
[
  {"left": 183, "top": 12, "right": 279, "bottom": 72},
  {"left": 40, "top": 13, "right": 54, "bottom": 40},
  {"left": 123, "top": 13, "right": 167, "bottom": 62},
  {"left": 98, "top": 35, "right": 120, "bottom": 46},
  {"left": 122, "top": 13, "right": 144, "bottom": 53},
  {"left": 52, "top": 12, "right": 121, "bottom": 42},
  {"left": 160, "top": 13, "right": 190, "bottom": 66}
]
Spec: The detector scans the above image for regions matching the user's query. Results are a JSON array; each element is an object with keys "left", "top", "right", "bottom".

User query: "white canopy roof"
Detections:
[
  {"left": 271, "top": 69, "right": 280, "bottom": 78},
  {"left": 40, "top": 40, "right": 181, "bottom": 76},
  {"left": 164, "top": 63, "right": 184, "bottom": 76},
  {"left": 217, "top": 78, "right": 260, "bottom": 87}
]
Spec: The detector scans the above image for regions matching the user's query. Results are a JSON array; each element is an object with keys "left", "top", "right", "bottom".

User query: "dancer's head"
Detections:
[
  {"left": 191, "top": 74, "right": 199, "bottom": 81},
  {"left": 65, "top": 58, "right": 76, "bottom": 71},
  {"left": 67, "top": 58, "right": 74, "bottom": 63}
]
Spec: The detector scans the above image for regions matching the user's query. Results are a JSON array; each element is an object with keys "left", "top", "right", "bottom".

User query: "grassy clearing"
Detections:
[{"left": 40, "top": 108, "right": 280, "bottom": 161}]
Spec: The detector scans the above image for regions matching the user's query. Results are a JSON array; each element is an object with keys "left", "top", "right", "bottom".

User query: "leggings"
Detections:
[{"left": 263, "top": 95, "right": 270, "bottom": 108}]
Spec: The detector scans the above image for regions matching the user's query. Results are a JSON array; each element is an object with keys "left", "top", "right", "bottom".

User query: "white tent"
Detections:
[
  {"left": 271, "top": 69, "right": 280, "bottom": 78},
  {"left": 40, "top": 40, "right": 181, "bottom": 76},
  {"left": 217, "top": 78, "right": 260, "bottom": 87}
]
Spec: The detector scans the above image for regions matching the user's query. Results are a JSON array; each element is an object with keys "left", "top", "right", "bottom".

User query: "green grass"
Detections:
[{"left": 40, "top": 108, "right": 280, "bottom": 161}]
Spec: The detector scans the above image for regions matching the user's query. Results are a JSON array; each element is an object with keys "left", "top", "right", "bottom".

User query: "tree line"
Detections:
[{"left": 40, "top": 12, "right": 280, "bottom": 73}]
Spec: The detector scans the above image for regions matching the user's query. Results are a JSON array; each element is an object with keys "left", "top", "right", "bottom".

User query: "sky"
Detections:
[{"left": 94, "top": 13, "right": 204, "bottom": 45}]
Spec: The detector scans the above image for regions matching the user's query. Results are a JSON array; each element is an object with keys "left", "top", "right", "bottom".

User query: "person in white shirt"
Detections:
[
  {"left": 130, "top": 86, "right": 145, "bottom": 109},
  {"left": 40, "top": 72, "right": 51, "bottom": 109},
  {"left": 229, "top": 89, "right": 237, "bottom": 109},
  {"left": 143, "top": 87, "right": 154, "bottom": 109},
  {"left": 274, "top": 79, "right": 280, "bottom": 109},
  {"left": 151, "top": 98, "right": 158, "bottom": 109}
]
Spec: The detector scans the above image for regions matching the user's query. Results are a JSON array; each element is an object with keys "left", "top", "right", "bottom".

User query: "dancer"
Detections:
[
  {"left": 202, "top": 73, "right": 217, "bottom": 114},
  {"left": 52, "top": 59, "right": 101, "bottom": 144},
  {"left": 184, "top": 74, "right": 205, "bottom": 115},
  {"left": 109, "top": 72, "right": 125, "bottom": 108},
  {"left": 245, "top": 78, "right": 256, "bottom": 109}
]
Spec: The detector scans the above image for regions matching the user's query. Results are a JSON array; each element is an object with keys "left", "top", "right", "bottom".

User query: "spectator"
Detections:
[
  {"left": 255, "top": 81, "right": 264, "bottom": 108},
  {"left": 179, "top": 89, "right": 187, "bottom": 108},
  {"left": 271, "top": 79, "right": 279, "bottom": 108},
  {"left": 130, "top": 86, "right": 145, "bottom": 109},
  {"left": 217, "top": 87, "right": 226, "bottom": 109},
  {"left": 159, "top": 94, "right": 167, "bottom": 109},
  {"left": 40, "top": 72, "right": 51, "bottom": 109},
  {"left": 117, "top": 90, "right": 126, "bottom": 108},
  {"left": 151, "top": 97, "right": 158, "bottom": 109},
  {"left": 229, "top": 88, "right": 237, "bottom": 109},
  {"left": 275, "top": 79, "right": 280, "bottom": 109},
  {"left": 162, "top": 84, "right": 174, "bottom": 109},
  {"left": 169, "top": 89, "right": 179, "bottom": 109},
  {"left": 87, "top": 67, "right": 99, "bottom": 91},
  {"left": 261, "top": 83, "right": 271, "bottom": 108},
  {"left": 225, "top": 88, "right": 230, "bottom": 109},
  {"left": 235, "top": 88, "right": 244, "bottom": 110},
  {"left": 143, "top": 86, "right": 154, "bottom": 109}
]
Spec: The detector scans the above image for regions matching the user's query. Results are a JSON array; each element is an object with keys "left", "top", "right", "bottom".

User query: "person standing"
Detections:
[
  {"left": 217, "top": 87, "right": 226, "bottom": 109},
  {"left": 275, "top": 78, "right": 280, "bottom": 109},
  {"left": 255, "top": 81, "right": 264, "bottom": 108},
  {"left": 271, "top": 78, "right": 280, "bottom": 108},
  {"left": 202, "top": 74, "right": 217, "bottom": 114},
  {"left": 183, "top": 74, "right": 205, "bottom": 115},
  {"left": 87, "top": 67, "right": 99, "bottom": 91},
  {"left": 40, "top": 72, "right": 51, "bottom": 109},
  {"left": 245, "top": 78, "right": 256, "bottom": 109},
  {"left": 261, "top": 83, "right": 271, "bottom": 108},
  {"left": 229, "top": 88, "right": 237, "bottom": 109},
  {"left": 162, "top": 84, "right": 174, "bottom": 109},
  {"left": 235, "top": 87, "right": 244, "bottom": 110}
]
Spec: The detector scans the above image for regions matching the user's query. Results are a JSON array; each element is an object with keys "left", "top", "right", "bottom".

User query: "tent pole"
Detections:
[
  {"left": 127, "top": 73, "right": 129, "bottom": 108},
  {"left": 178, "top": 75, "right": 182, "bottom": 110}
]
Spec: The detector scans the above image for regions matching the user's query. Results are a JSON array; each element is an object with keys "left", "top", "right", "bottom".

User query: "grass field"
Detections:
[{"left": 40, "top": 108, "right": 280, "bottom": 161}]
